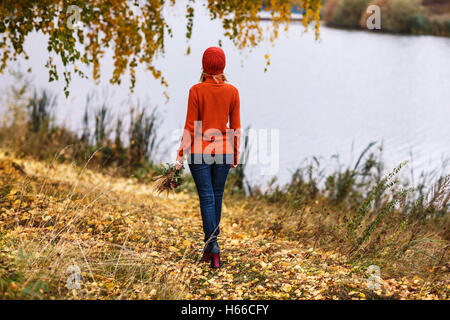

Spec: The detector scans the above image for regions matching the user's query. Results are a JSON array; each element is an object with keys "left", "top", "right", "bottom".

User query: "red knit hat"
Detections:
[{"left": 202, "top": 47, "right": 226, "bottom": 75}]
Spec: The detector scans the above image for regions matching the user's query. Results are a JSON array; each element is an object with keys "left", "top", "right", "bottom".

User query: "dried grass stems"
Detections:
[{"left": 153, "top": 163, "right": 184, "bottom": 195}]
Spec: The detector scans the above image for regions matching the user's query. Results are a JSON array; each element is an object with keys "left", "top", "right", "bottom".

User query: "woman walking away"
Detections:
[{"left": 175, "top": 46, "right": 241, "bottom": 268}]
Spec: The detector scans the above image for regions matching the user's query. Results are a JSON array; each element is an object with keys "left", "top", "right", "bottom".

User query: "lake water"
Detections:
[{"left": 1, "top": 3, "right": 449, "bottom": 186}]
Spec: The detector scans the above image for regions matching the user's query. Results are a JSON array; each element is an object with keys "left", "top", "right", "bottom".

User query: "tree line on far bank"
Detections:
[{"left": 323, "top": 0, "right": 450, "bottom": 37}]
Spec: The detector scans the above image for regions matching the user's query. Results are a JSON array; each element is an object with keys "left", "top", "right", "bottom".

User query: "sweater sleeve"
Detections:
[
  {"left": 177, "top": 88, "right": 198, "bottom": 159},
  {"left": 229, "top": 89, "right": 241, "bottom": 166}
]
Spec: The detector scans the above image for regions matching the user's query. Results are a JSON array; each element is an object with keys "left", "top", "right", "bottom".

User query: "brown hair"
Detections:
[{"left": 200, "top": 70, "right": 227, "bottom": 83}]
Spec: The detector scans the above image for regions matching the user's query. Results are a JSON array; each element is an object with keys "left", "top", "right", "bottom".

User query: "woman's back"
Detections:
[{"left": 191, "top": 74, "right": 240, "bottom": 136}]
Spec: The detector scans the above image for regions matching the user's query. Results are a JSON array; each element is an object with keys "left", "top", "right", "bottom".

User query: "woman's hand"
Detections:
[
  {"left": 175, "top": 159, "right": 184, "bottom": 170},
  {"left": 175, "top": 154, "right": 185, "bottom": 170},
  {"left": 230, "top": 164, "right": 238, "bottom": 169}
]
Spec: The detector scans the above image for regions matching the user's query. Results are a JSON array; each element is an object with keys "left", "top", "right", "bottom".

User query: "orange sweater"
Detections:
[{"left": 177, "top": 74, "right": 241, "bottom": 165}]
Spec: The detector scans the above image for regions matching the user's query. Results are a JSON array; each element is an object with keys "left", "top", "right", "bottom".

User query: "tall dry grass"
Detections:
[
  {"left": 238, "top": 143, "right": 449, "bottom": 281},
  {"left": 0, "top": 73, "right": 160, "bottom": 179},
  {"left": 0, "top": 152, "right": 206, "bottom": 299}
]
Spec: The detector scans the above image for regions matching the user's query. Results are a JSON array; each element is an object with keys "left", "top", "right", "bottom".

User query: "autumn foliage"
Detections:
[{"left": 0, "top": 0, "right": 322, "bottom": 97}]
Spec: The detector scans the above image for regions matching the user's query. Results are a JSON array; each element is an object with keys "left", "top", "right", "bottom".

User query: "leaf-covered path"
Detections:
[
  {"left": 0, "top": 152, "right": 446, "bottom": 299},
  {"left": 149, "top": 193, "right": 437, "bottom": 300}
]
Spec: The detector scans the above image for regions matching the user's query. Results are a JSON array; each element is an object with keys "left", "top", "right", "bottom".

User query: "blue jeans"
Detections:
[{"left": 188, "top": 154, "right": 232, "bottom": 253}]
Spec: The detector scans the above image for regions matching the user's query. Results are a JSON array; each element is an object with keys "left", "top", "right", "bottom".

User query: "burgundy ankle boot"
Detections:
[
  {"left": 211, "top": 253, "right": 221, "bottom": 268},
  {"left": 203, "top": 251, "right": 211, "bottom": 263}
]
